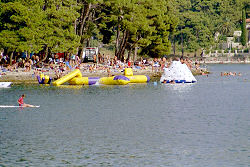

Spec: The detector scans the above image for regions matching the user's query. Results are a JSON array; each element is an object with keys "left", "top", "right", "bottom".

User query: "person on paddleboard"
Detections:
[{"left": 18, "top": 94, "right": 36, "bottom": 107}]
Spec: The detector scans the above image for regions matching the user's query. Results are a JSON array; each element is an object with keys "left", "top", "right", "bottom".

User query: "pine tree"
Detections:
[
  {"left": 241, "top": 7, "right": 247, "bottom": 46},
  {"left": 99, "top": 0, "right": 177, "bottom": 59},
  {"left": 76, "top": 0, "right": 102, "bottom": 56},
  {"left": 0, "top": 0, "right": 80, "bottom": 61}
]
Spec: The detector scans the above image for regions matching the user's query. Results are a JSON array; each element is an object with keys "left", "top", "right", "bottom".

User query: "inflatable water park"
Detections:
[
  {"left": 160, "top": 60, "right": 197, "bottom": 84},
  {"left": 37, "top": 68, "right": 150, "bottom": 86},
  {"left": 36, "top": 60, "right": 197, "bottom": 86}
]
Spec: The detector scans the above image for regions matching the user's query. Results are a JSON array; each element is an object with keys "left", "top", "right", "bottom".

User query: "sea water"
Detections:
[{"left": 0, "top": 64, "right": 249, "bottom": 166}]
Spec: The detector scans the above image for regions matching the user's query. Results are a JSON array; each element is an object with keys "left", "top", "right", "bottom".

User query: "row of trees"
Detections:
[
  {"left": 0, "top": 0, "right": 177, "bottom": 62},
  {"left": 0, "top": 0, "right": 249, "bottom": 63}
]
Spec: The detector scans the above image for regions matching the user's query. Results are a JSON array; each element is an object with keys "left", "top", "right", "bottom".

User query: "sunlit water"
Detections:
[{"left": 0, "top": 64, "right": 249, "bottom": 167}]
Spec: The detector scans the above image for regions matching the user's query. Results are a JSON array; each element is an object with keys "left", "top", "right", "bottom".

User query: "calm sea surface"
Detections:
[{"left": 0, "top": 64, "right": 249, "bottom": 167}]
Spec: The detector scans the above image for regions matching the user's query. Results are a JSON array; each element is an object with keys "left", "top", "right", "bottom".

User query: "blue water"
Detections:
[{"left": 0, "top": 64, "right": 249, "bottom": 166}]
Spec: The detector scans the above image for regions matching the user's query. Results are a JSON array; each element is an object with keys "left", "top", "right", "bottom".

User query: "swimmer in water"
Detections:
[{"left": 170, "top": 80, "right": 175, "bottom": 84}]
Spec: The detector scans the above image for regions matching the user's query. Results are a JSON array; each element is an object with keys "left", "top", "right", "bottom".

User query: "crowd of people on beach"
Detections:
[{"left": 0, "top": 49, "right": 206, "bottom": 79}]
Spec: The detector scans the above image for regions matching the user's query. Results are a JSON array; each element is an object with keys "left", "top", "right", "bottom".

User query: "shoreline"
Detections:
[
  {"left": 201, "top": 61, "right": 250, "bottom": 64},
  {"left": 0, "top": 69, "right": 207, "bottom": 84},
  {"left": 4, "top": 60, "right": 249, "bottom": 84}
]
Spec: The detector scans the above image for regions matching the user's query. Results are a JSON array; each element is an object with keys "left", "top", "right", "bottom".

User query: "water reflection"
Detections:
[
  {"left": 56, "top": 85, "right": 84, "bottom": 89},
  {"left": 162, "top": 83, "right": 195, "bottom": 92}
]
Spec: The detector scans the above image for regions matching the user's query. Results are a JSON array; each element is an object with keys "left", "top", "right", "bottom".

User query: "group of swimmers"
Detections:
[
  {"left": 221, "top": 72, "right": 242, "bottom": 76},
  {"left": 162, "top": 80, "right": 176, "bottom": 84}
]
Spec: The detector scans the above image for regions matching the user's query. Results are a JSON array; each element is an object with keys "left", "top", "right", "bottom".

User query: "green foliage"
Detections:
[
  {"left": 241, "top": 7, "right": 247, "bottom": 46},
  {"left": 0, "top": 0, "right": 249, "bottom": 61},
  {"left": 99, "top": 0, "right": 177, "bottom": 58},
  {"left": 173, "top": 0, "right": 250, "bottom": 54},
  {"left": 0, "top": 0, "right": 80, "bottom": 54},
  {"left": 243, "top": 48, "right": 249, "bottom": 53},
  {"left": 219, "top": 35, "right": 227, "bottom": 42}
]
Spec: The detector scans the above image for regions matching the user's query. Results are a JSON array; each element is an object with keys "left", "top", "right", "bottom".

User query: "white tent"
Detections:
[{"left": 160, "top": 61, "right": 197, "bottom": 83}]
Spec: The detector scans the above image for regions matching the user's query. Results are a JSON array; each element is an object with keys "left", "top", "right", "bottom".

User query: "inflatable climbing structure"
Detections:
[{"left": 160, "top": 61, "right": 197, "bottom": 83}]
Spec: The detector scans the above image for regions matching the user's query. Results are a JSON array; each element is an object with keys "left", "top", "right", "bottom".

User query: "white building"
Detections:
[{"left": 226, "top": 18, "right": 250, "bottom": 49}]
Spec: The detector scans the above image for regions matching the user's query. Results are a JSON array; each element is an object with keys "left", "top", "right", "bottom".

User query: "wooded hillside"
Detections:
[{"left": 0, "top": 0, "right": 249, "bottom": 60}]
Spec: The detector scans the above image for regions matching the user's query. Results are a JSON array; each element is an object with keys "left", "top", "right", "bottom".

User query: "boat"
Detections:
[{"left": 0, "top": 82, "right": 12, "bottom": 88}]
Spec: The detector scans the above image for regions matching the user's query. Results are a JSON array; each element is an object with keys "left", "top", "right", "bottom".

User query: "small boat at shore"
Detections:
[{"left": 0, "top": 82, "right": 12, "bottom": 88}]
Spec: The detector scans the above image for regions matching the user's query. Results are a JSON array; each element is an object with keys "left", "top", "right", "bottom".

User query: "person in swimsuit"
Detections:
[{"left": 18, "top": 94, "right": 35, "bottom": 107}]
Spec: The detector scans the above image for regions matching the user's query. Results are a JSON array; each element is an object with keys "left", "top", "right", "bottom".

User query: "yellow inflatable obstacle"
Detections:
[
  {"left": 124, "top": 68, "right": 150, "bottom": 83},
  {"left": 37, "top": 73, "right": 52, "bottom": 84},
  {"left": 126, "top": 75, "right": 149, "bottom": 83},
  {"left": 53, "top": 69, "right": 82, "bottom": 86},
  {"left": 69, "top": 77, "right": 100, "bottom": 85},
  {"left": 124, "top": 68, "right": 134, "bottom": 76},
  {"left": 99, "top": 76, "right": 130, "bottom": 85},
  {"left": 69, "top": 77, "right": 88, "bottom": 85}
]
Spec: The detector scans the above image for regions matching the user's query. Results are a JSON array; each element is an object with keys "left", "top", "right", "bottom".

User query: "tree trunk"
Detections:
[
  {"left": 117, "top": 30, "right": 128, "bottom": 60},
  {"left": 9, "top": 51, "right": 14, "bottom": 65},
  {"left": 115, "top": 23, "right": 121, "bottom": 58},
  {"left": 133, "top": 47, "right": 138, "bottom": 62},
  {"left": 78, "top": 37, "right": 86, "bottom": 58},
  {"left": 74, "top": 19, "right": 77, "bottom": 34},
  {"left": 79, "top": 3, "right": 91, "bottom": 36},
  {"left": 39, "top": 46, "right": 49, "bottom": 63},
  {"left": 173, "top": 35, "right": 176, "bottom": 56},
  {"left": 26, "top": 51, "right": 29, "bottom": 59},
  {"left": 78, "top": 4, "right": 93, "bottom": 57},
  {"left": 181, "top": 32, "right": 184, "bottom": 57},
  {"left": 127, "top": 48, "right": 131, "bottom": 61},
  {"left": 119, "top": 31, "right": 129, "bottom": 60},
  {"left": 86, "top": 38, "right": 90, "bottom": 47}
]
